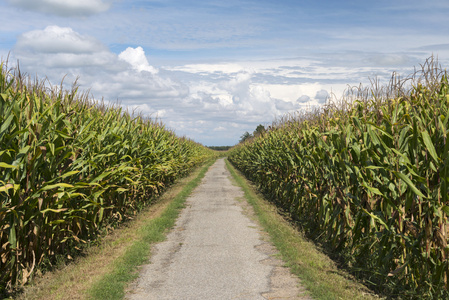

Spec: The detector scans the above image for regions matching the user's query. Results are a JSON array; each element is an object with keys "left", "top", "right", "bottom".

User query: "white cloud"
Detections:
[
  {"left": 16, "top": 26, "right": 107, "bottom": 54},
  {"left": 12, "top": 26, "right": 188, "bottom": 110},
  {"left": 177, "top": 70, "right": 287, "bottom": 125},
  {"left": 13, "top": 26, "right": 118, "bottom": 78},
  {"left": 275, "top": 99, "right": 295, "bottom": 111},
  {"left": 221, "top": 72, "right": 252, "bottom": 99},
  {"left": 118, "top": 47, "right": 158, "bottom": 74},
  {"left": 15, "top": 26, "right": 110, "bottom": 66},
  {"left": 169, "top": 63, "right": 246, "bottom": 75},
  {"left": 8, "top": 0, "right": 110, "bottom": 17},
  {"left": 315, "top": 89, "right": 330, "bottom": 104},
  {"left": 213, "top": 126, "right": 227, "bottom": 132},
  {"left": 297, "top": 95, "right": 311, "bottom": 103},
  {"left": 152, "top": 59, "right": 354, "bottom": 145}
]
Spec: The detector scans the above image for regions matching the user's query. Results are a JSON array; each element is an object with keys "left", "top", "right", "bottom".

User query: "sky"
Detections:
[{"left": 1, "top": 0, "right": 449, "bottom": 146}]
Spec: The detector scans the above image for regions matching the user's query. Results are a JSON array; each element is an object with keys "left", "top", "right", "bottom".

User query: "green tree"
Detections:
[
  {"left": 253, "top": 124, "right": 265, "bottom": 137},
  {"left": 239, "top": 131, "right": 252, "bottom": 143}
]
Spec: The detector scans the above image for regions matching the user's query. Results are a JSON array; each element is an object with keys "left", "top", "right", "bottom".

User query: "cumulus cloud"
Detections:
[
  {"left": 12, "top": 26, "right": 188, "bottom": 109},
  {"left": 177, "top": 70, "right": 283, "bottom": 126},
  {"left": 297, "top": 95, "right": 311, "bottom": 103},
  {"left": 8, "top": 0, "right": 110, "bottom": 17},
  {"left": 315, "top": 89, "right": 329, "bottom": 104},
  {"left": 155, "top": 61, "right": 342, "bottom": 145},
  {"left": 14, "top": 26, "right": 116, "bottom": 74},
  {"left": 119, "top": 47, "right": 158, "bottom": 74},
  {"left": 275, "top": 99, "right": 295, "bottom": 110},
  {"left": 16, "top": 26, "right": 107, "bottom": 54},
  {"left": 222, "top": 72, "right": 252, "bottom": 96}
]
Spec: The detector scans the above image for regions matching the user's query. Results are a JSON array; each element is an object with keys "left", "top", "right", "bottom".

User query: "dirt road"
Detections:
[{"left": 126, "top": 158, "right": 310, "bottom": 300}]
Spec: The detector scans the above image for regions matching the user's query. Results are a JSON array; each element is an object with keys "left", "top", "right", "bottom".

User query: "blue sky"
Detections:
[{"left": 1, "top": 0, "right": 449, "bottom": 145}]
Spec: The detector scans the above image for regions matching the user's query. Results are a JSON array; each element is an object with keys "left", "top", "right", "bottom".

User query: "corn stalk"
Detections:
[
  {"left": 0, "top": 61, "right": 214, "bottom": 292},
  {"left": 229, "top": 58, "right": 449, "bottom": 299}
]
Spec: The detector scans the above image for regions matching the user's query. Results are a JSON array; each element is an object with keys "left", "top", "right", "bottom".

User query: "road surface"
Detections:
[{"left": 126, "top": 158, "right": 310, "bottom": 300}]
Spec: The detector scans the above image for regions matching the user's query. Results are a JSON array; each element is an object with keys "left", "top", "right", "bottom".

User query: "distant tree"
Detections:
[
  {"left": 239, "top": 131, "right": 252, "bottom": 143},
  {"left": 207, "top": 146, "right": 232, "bottom": 151},
  {"left": 253, "top": 124, "right": 266, "bottom": 137}
]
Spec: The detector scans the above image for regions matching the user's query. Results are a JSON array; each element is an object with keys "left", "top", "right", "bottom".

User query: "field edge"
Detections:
[{"left": 225, "top": 158, "right": 382, "bottom": 300}]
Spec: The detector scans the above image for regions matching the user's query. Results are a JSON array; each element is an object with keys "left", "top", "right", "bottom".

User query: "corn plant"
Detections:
[
  {"left": 0, "top": 61, "right": 214, "bottom": 293},
  {"left": 229, "top": 58, "right": 449, "bottom": 299}
]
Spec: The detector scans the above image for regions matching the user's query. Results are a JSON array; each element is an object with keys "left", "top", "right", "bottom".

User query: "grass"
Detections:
[
  {"left": 16, "top": 158, "right": 216, "bottom": 300},
  {"left": 225, "top": 159, "right": 381, "bottom": 300},
  {"left": 87, "top": 157, "right": 216, "bottom": 299},
  {"left": 227, "top": 58, "right": 449, "bottom": 298}
]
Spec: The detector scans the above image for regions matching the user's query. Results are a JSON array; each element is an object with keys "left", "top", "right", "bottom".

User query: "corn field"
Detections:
[
  {"left": 228, "top": 58, "right": 449, "bottom": 298},
  {"left": 0, "top": 61, "right": 214, "bottom": 292}
]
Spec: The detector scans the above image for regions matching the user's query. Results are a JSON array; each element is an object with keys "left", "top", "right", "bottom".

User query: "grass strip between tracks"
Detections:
[
  {"left": 225, "top": 159, "right": 381, "bottom": 300},
  {"left": 86, "top": 158, "right": 217, "bottom": 300}
]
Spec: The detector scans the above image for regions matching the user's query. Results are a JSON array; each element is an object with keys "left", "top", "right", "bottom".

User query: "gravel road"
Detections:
[{"left": 126, "top": 158, "right": 310, "bottom": 300}]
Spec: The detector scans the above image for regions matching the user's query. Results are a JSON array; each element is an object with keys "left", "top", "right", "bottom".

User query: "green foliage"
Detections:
[
  {"left": 226, "top": 159, "right": 377, "bottom": 300},
  {"left": 228, "top": 58, "right": 449, "bottom": 299},
  {"left": 239, "top": 131, "right": 252, "bottom": 143},
  {"left": 253, "top": 124, "right": 266, "bottom": 137},
  {"left": 0, "top": 61, "right": 214, "bottom": 292},
  {"left": 207, "top": 146, "right": 232, "bottom": 151},
  {"left": 239, "top": 124, "right": 266, "bottom": 144}
]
